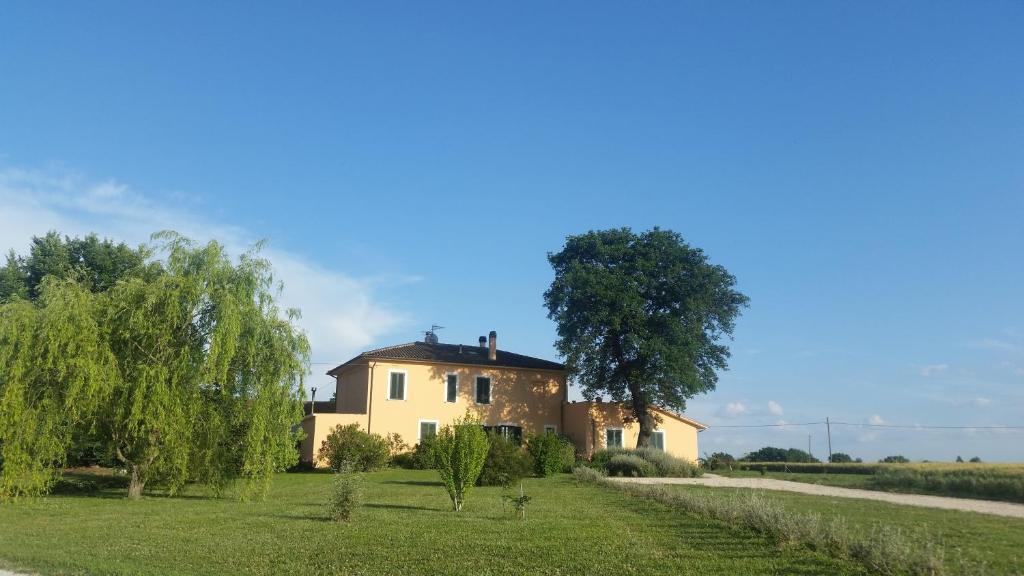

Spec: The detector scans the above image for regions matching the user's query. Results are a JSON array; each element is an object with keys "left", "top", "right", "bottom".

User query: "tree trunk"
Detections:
[
  {"left": 631, "top": 393, "right": 655, "bottom": 448},
  {"left": 127, "top": 464, "right": 146, "bottom": 499}
]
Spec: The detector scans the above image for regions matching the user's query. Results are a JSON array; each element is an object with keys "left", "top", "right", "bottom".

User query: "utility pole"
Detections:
[
  {"left": 311, "top": 387, "right": 317, "bottom": 415},
  {"left": 826, "top": 417, "right": 833, "bottom": 463},
  {"left": 808, "top": 434, "right": 812, "bottom": 459}
]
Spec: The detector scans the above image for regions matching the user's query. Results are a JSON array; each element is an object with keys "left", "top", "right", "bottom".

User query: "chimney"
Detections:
[
  {"left": 478, "top": 335, "right": 486, "bottom": 348},
  {"left": 488, "top": 331, "right": 497, "bottom": 361}
]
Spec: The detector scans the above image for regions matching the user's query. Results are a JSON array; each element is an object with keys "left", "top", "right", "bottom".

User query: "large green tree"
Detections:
[
  {"left": 0, "top": 231, "right": 150, "bottom": 302},
  {"left": 0, "top": 232, "right": 309, "bottom": 499},
  {"left": 544, "top": 228, "right": 748, "bottom": 447}
]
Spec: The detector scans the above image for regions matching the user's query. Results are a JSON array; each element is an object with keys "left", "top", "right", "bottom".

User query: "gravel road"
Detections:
[{"left": 608, "top": 474, "right": 1024, "bottom": 519}]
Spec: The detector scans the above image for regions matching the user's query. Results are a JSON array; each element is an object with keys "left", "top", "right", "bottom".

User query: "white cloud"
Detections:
[
  {"left": 0, "top": 165, "right": 411, "bottom": 390},
  {"left": 918, "top": 363, "right": 949, "bottom": 377},
  {"left": 767, "top": 400, "right": 783, "bottom": 416},
  {"left": 973, "top": 397, "right": 992, "bottom": 408},
  {"left": 723, "top": 402, "right": 748, "bottom": 417},
  {"left": 868, "top": 414, "right": 886, "bottom": 425},
  {"left": 969, "top": 338, "right": 1019, "bottom": 352}
]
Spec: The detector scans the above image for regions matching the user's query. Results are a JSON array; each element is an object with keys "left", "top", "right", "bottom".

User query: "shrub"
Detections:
[
  {"left": 701, "top": 451, "right": 736, "bottom": 470},
  {"left": 526, "top": 433, "right": 575, "bottom": 477},
  {"left": 742, "top": 446, "right": 819, "bottom": 463},
  {"left": 829, "top": 452, "right": 854, "bottom": 463},
  {"left": 632, "top": 447, "right": 700, "bottom": 477},
  {"left": 327, "top": 468, "right": 362, "bottom": 522},
  {"left": 572, "top": 465, "right": 606, "bottom": 484},
  {"left": 411, "top": 436, "right": 438, "bottom": 469},
  {"left": 385, "top": 433, "right": 408, "bottom": 456},
  {"left": 390, "top": 452, "right": 417, "bottom": 469},
  {"left": 318, "top": 424, "right": 391, "bottom": 472},
  {"left": 880, "top": 455, "right": 910, "bottom": 464},
  {"left": 589, "top": 447, "right": 631, "bottom": 469},
  {"left": 434, "top": 412, "right": 490, "bottom": 511},
  {"left": 605, "top": 454, "right": 655, "bottom": 477},
  {"left": 478, "top": 431, "right": 533, "bottom": 487}
]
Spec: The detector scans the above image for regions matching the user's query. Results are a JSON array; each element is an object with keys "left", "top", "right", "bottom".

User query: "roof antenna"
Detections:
[{"left": 423, "top": 324, "right": 444, "bottom": 344}]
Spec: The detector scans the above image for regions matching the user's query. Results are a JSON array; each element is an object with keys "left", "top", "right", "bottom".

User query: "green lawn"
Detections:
[
  {"left": 662, "top": 484, "right": 1024, "bottom": 575},
  {"left": 0, "top": 469, "right": 866, "bottom": 576}
]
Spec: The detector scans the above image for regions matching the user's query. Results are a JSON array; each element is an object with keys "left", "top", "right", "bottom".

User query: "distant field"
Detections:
[{"left": 720, "top": 462, "right": 1024, "bottom": 503}]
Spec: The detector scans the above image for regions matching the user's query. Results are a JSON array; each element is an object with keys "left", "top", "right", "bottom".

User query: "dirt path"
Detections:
[{"left": 608, "top": 474, "right": 1024, "bottom": 519}]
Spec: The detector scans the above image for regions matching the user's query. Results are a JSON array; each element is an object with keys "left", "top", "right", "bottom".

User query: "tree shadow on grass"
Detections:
[{"left": 364, "top": 503, "right": 442, "bottom": 512}]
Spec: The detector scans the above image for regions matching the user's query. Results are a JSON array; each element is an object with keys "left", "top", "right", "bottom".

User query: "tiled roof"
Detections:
[{"left": 327, "top": 341, "right": 565, "bottom": 375}]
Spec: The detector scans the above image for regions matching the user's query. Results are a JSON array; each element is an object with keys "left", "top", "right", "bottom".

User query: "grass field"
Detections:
[
  {"left": 659, "top": 483, "right": 1024, "bottom": 575},
  {"left": 0, "top": 469, "right": 867, "bottom": 576}
]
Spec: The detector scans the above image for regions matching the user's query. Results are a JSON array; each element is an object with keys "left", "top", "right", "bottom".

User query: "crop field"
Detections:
[{"left": 721, "top": 462, "right": 1024, "bottom": 503}]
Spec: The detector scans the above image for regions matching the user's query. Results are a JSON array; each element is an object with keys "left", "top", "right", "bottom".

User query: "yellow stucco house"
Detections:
[{"left": 300, "top": 331, "right": 706, "bottom": 465}]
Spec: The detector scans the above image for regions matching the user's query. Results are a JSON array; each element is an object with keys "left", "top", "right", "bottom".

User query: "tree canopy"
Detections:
[
  {"left": 0, "top": 231, "right": 151, "bottom": 302},
  {"left": 0, "top": 231, "right": 309, "bottom": 499},
  {"left": 742, "top": 447, "right": 819, "bottom": 463},
  {"left": 544, "top": 228, "right": 748, "bottom": 447}
]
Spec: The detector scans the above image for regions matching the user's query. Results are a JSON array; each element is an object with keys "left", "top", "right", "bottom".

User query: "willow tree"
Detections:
[
  {"left": 544, "top": 228, "right": 748, "bottom": 447},
  {"left": 100, "top": 232, "right": 309, "bottom": 498},
  {"left": 0, "top": 279, "right": 117, "bottom": 497},
  {"left": 0, "top": 231, "right": 309, "bottom": 499}
]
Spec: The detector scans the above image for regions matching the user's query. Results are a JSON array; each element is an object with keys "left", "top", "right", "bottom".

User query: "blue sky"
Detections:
[{"left": 2, "top": 2, "right": 1022, "bottom": 461}]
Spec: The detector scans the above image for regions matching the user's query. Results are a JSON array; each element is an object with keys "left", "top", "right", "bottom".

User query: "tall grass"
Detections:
[{"left": 575, "top": 467, "right": 986, "bottom": 576}]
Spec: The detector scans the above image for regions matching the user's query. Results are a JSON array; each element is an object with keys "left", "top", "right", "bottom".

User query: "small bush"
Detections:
[
  {"left": 327, "top": 468, "right": 362, "bottom": 522},
  {"left": 605, "top": 454, "right": 656, "bottom": 477},
  {"left": 526, "top": 433, "right": 575, "bottom": 477},
  {"left": 434, "top": 412, "right": 490, "bottom": 511},
  {"left": 385, "top": 433, "right": 408, "bottom": 456},
  {"left": 318, "top": 424, "right": 391, "bottom": 472},
  {"left": 478, "top": 432, "right": 533, "bottom": 487},
  {"left": 589, "top": 448, "right": 631, "bottom": 469},
  {"left": 632, "top": 447, "right": 700, "bottom": 478},
  {"left": 572, "top": 465, "right": 606, "bottom": 484},
  {"left": 701, "top": 451, "right": 736, "bottom": 470},
  {"left": 390, "top": 452, "right": 417, "bottom": 469},
  {"left": 411, "top": 436, "right": 439, "bottom": 469}
]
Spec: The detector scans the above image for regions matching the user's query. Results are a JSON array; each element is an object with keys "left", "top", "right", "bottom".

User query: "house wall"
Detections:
[
  {"left": 300, "top": 412, "right": 368, "bottom": 465},
  {"left": 359, "top": 360, "right": 566, "bottom": 445},
  {"left": 334, "top": 363, "right": 370, "bottom": 414},
  {"left": 562, "top": 401, "right": 702, "bottom": 462},
  {"left": 301, "top": 359, "right": 567, "bottom": 466}
]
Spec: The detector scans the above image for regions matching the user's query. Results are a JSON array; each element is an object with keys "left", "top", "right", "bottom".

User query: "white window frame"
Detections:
[
  {"left": 418, "top": 419, "right": 438, "bottom": 442},
  {"left": 605, "top": 427, "right": 624, "bottom": 448},
  {"left": 387, "top": 369, "right": 408, "bottom": 401},
  {"left": 544, "top": 424, "right": 557, "bottom": 435},
  {"left": 474, "top": 375, "right": 492, "bottom": 405},
  {"left": 651, "top": 430, "right": 666, "bottom": 451},
  {"left": 444, "top": 372, "right": 459, "bottom": 403}
]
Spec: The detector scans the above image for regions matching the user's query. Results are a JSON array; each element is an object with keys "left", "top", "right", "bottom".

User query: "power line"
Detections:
[
  {"left": 830, "top": 422, "right": 1024, "bottom": 430},
  {"left": 707, "top": 421, "right": 1024, "bottom": 430},
  {"left": 711, "top": 422, "right": 824, "bottom": 428}
]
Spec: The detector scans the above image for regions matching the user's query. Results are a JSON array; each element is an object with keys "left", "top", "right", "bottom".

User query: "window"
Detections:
[
  {"left": 484, "top": 424, "right": 522, "bottom": 444},
  {"left": 419, "top": 420, "right": 438, "bottom": 441},
  {"left": 388, "top": 371, "right": 406, "bottom": 400},
  {"left": 544, "top": 425, "right": 557, "bottom": 435},
  {"left": 606, "top": 428, "right": 623, "bottom": 448},
  {"left": 475, "top": 376, "right": 491, "bottom": 404},
  {"left": 445, "top": 374, "right": 458, "bottom": 403},
  {"left": 651, "top": 431, "right": 665, "bottom": 451}
]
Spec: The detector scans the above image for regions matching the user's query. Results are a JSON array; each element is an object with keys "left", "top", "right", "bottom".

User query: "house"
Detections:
[{"left": 300, "top": 331, "right": 706, "bottom": 465}]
